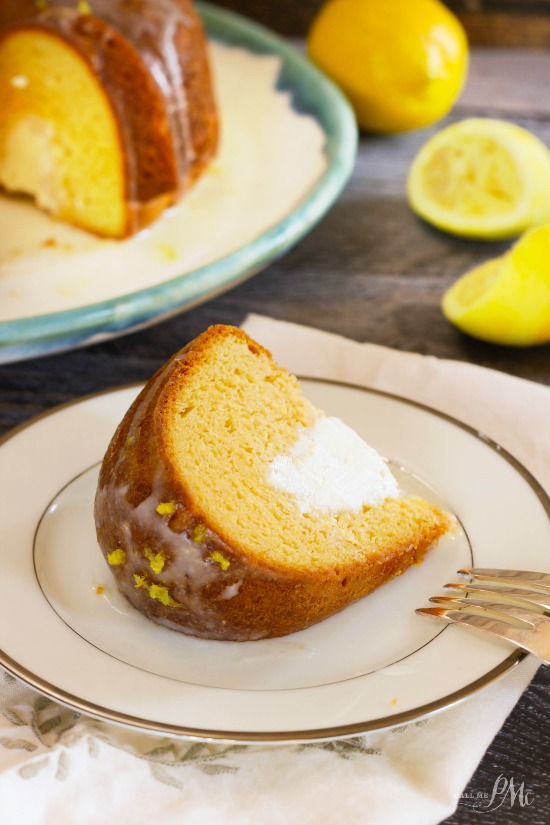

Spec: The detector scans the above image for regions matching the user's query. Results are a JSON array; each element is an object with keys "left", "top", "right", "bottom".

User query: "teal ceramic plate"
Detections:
[{"left": 0, "top": 3, "right": 357, "bottom": 363}]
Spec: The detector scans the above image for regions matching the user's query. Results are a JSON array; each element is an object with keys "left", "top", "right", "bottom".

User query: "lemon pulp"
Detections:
[
  {"left": 408, "top": 118, "right": 550, "bottom": 239},
  {"left": 442, "top": 224, "right": 550, "bottom": 346},
  {"left": 423, "top": 137, "right": 522, "bottom": 216}
]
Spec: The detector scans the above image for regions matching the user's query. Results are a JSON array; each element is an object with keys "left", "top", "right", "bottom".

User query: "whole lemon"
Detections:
[{"left": 307, "top": 0, "right": 468, "bottom": 133}]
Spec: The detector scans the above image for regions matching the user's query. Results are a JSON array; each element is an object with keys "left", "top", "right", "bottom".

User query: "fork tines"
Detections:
[
  {"left": 416, "top": 568, "right": 550, "bottom": 664},
  {"left": 457, "top": 568, "right": 550, "bottom": 592},
  {"left": 443, "top": 583, "right": 550, "bottom": 612}
]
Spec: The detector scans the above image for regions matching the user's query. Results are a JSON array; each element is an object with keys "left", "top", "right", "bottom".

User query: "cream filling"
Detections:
[
  {"left": 268, "top": 416, "right": 399, "bottom": 515},
  {"left": 0, "top": 114, "right": 62, "bottom": 213}
]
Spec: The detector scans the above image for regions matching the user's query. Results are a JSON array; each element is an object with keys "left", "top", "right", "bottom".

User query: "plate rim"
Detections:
[
  {"left": 1, "top": 377, "right": 548, "bottom": 743},
  {"left": 0, "top": 3, "right": 358, "bottom": 361}
]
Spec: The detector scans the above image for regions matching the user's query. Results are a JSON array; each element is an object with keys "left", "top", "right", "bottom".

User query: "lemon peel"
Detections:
[
  {"left": 155, "top": 501, "right": 176, "bottom": 516},
  {"left": 144, "top": 548, "right": 166, "bottom": 574},
  {"left": 442, "top": 223, "right": 550, "bottom": 346},
  {"left": 307, "top": 0, "right": 468, "bottom": 133},
  {"left": 106, "top": 548, "right": 126, "bottom": 566},
  {"left": 210, "top": 550, "right": 231, "bottom": 571},
  {"left": 133, "top": 574, "right": 181, "bottom": 607},
  {"left": 408, "top": 118, "right": 550, "bottom": 239},
  {"left": 192, "top": 523, "right": 207, "bottom": 543}
]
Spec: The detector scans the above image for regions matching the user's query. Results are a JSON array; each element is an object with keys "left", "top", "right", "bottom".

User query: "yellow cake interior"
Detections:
[
  {"left": 0, "top": 28, "right": 126, "bottom": 236},
  {"left": 161, "top": 331, "right": 449, "bottom": 573}
]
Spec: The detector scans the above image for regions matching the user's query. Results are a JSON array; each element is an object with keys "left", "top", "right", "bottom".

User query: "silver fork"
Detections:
[{"left": 416, "top": 568, "right": 550, "bottom": 665}]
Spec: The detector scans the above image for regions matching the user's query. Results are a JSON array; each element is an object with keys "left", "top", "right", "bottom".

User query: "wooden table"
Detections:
[{"left": 0, "top": 40, "right": 548, "bottom": 823}]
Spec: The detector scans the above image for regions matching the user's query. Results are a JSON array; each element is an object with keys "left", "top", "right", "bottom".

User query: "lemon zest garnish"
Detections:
[
  {"left": 156, "top": 501, "right": 176, "bottom": 516},
  {"left": 148, "top": 584, "right": 180, "bottom": 607},
  {"left": 156, "top": 242, "right": 178, "bottom": 261},
  {"left": 210, "top": 550, "right": 230, "bottom": 571},
  {"left": 121, "top": 435, "right": 134, "bottom": 458},
  {"left": 144, "top": 548, "right": 166, "bottom": 574},
  {"left": 107, "top": 548, "right": 126, "bottom": 566},
  {"left": 192, "top": 523, "right": 206, "bottom": 543},
  {"left": 133, "top": 574, "right": 180, "bottom": 607}
]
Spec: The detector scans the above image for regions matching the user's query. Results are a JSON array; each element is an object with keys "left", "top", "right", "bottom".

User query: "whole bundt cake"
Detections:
[
  {"left": 0, "top": 0, "right": 218, "bottom": 237},
  {"left": 94, "top": 325, "right": 451, "bottom": 641}
]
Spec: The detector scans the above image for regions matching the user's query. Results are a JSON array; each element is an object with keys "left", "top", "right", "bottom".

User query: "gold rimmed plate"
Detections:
[{"left": 0, "top": 379, "right": 549, "bottom": 743}]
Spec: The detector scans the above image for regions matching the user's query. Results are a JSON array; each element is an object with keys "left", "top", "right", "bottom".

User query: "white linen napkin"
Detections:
[{"left": 0, "top": 313, "right": 546, "bottom": 825}]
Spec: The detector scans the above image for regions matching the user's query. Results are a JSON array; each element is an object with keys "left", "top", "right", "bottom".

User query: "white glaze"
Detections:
[
  {"left": 218, "top": 581, "right": 242, "bottom": 600},
  {"left": 95, "top": 481, "right": 219, "bottom": 590}
]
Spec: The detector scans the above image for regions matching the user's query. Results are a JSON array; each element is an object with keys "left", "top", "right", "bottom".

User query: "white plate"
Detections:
[
  {"left": 1, "top": 379, "right": 549, "bottom": 743},
  {"left": 0, "top": 4, "right": 357, "bottom": 362}
]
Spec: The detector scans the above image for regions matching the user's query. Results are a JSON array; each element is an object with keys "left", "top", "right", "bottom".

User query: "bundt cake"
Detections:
[
  {"left": 0, "top": 0, "right": 218, "bottom": 238},
  {"left": 94, "top": 325, "right": 450, "bottom": 641}
]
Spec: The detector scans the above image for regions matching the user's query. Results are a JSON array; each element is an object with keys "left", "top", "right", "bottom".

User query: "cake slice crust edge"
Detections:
[{"left": 94, "top": 325, "right": 451, "bottom": 640}]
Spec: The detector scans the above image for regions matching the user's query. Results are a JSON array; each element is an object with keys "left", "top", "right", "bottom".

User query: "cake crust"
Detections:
[{"left": 94, "top": 326, "right": 450, "bottom": 641}]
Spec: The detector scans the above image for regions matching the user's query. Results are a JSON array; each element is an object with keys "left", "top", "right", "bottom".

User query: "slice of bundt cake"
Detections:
[
  {"left": 94, "top": 325, "right": 450, "bottom": 640},
  {"left": 0, "top": 0, "right": 218, "bottom": 238}
]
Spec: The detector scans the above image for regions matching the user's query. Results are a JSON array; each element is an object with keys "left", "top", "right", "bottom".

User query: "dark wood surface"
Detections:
[
  {"left": 0, "top": 29, "right": 549, "bottom": 825},
  {"left": 216, "top": 0, "right": 550, "bottom": 46}
]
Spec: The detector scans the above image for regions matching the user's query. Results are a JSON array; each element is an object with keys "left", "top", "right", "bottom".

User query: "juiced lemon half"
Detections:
[
  {"left": 408, "top": 118, "right": 550, "bottom": 239},
  {"left": 442, "top": 223, "right": 550, "bottom": 346}
]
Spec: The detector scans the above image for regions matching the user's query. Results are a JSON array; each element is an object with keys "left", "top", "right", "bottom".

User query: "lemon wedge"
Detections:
[
  {"left": 307, "top": 0, "right": 468, "bottom": 134},
  {"left": 408, "top": 118, "right": 550, "bottom": 239},
  {"left": 442, "top": 223, "right": 550, "bottom": 346}
]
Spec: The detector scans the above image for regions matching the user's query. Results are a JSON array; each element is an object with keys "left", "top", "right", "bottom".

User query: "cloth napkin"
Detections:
[{"left": 0, "top": 313, "right": 547, "bottom": 825}]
